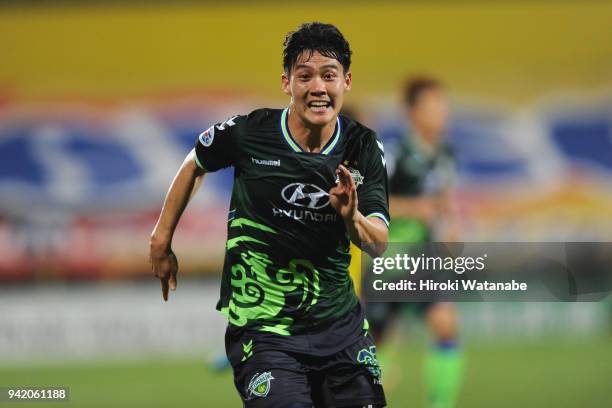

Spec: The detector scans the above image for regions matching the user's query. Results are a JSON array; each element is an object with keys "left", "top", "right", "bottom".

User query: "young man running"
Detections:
[{"left": 150, "top": 22, "right": 389, "bottom": 407}]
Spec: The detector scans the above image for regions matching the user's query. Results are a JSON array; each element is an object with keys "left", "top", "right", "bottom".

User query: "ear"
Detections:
[
  {"left": 281, "top": 73, "right": 291, "bottom": 96},
  {"left": 344, "top": 72, "right": 352, "bottom": 92}
]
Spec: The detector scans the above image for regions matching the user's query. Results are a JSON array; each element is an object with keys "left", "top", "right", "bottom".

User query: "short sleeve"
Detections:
[
  {"left": 358, "top": 134, "right": 390, "bottom": 227},
  {"left": 194, "top": 115, "right": 245, "bottom": 172}
]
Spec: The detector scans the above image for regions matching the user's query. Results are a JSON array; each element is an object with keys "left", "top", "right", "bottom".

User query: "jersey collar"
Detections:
[{"left": 280, "top": 108, "right": 341, "bottom": 155}]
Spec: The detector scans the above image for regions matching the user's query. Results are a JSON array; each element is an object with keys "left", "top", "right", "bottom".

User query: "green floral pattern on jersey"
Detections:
[{"left": 222, "top": 218, "right": 321, "bottom": 335}]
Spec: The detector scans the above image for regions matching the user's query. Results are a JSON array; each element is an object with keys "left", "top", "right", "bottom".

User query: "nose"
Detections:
[{"left": 309, "top": 76, "right": 327, "bottom": 96}]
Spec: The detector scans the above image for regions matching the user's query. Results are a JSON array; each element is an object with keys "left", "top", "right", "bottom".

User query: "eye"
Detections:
[
  {"left": 323, "top": 72, "right": 337, "bottom": 81},
  {"left": 298, "top": 73, "right": 311, "bottom": 81}
]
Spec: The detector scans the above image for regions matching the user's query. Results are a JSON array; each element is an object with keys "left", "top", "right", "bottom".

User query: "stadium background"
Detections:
[{"left": 0, "top": 1, "right": 611, "bottom": 407}]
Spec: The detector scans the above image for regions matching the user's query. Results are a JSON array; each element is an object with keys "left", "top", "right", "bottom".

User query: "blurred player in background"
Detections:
[
  {"left": 366, "top": 77, "right": 463, "bottom": 408},
  {"left": 150, "top": 22, "right": 389, "bottom": 407}
]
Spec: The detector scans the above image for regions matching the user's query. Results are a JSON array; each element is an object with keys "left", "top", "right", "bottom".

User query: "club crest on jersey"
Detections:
[
  {"left": 335, "top": 167, "right": 364, "bottom": 186},
  {"left": 198, "top": 126, "right": 215, "bottom": 147},
  {"left": 247, "top": 372, "right": 275, "bottom": 399}
]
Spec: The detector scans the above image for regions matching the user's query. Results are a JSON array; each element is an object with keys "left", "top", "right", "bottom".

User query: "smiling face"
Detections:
[{"left": 282, "top": 51, "right": 352, "bottom": 128}]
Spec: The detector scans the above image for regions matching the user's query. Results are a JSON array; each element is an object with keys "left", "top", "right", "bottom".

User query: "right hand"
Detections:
[{"left": 150, "top": 249, "right": 178, "bottom": 301}]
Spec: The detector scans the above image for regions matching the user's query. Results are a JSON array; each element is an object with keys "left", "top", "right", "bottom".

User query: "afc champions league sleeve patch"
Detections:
[{"left": 198, "top": 126, "right": 215, "bottom": 147}]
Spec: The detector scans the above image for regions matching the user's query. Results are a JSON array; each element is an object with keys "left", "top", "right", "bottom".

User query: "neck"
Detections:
[
  {"left": 287, "top": 108, "right": 336, "bottom": 153},
  {"left": 412, "top": 126, "right": 440, "bottom": 146},
  {"left": 410, "top": 126, "right": 442, "bottom": 156}
]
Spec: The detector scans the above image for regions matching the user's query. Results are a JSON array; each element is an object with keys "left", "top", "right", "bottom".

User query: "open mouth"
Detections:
[{"left": 307, "top": 101, "right": 332, "bottom": 112}]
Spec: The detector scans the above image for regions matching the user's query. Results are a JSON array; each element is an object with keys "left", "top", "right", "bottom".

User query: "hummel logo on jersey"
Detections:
[
  {"left": 251, "top": 157, "right": 281, "bottom": 167},
  {"left": 281, "top": 183, "right": 329, "bottom": 209},
  {"left": 241, "top": 339, "right": 253, "bottom": 362},
  {"left": 216, "top": 115, "right": 238, "bottom": 131}
]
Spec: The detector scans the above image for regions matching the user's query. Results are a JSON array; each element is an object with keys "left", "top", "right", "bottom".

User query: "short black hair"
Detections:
[
  {"left": 283, "top": 22, "right": 352, "bottom": 75},
  {"left": 403, "top": 76, "right": 443, "bottom": 108}
]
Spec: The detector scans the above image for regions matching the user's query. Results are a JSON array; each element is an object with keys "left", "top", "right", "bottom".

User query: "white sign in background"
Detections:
[
  {"left": 0, "top": 280, "right": 227, "bottom": 363},
  {"left": 0, "top": 281, "right": 609, "bottom": 363}
]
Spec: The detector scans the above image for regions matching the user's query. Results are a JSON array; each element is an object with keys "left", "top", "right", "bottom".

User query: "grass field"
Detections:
[{"left": 1, "top": 339, "right": 610, "bottom": 408}]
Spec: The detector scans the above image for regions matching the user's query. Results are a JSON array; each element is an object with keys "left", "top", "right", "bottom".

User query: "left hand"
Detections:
[{"left": 329, "top": 164, "right": 358, "bottom": 222}]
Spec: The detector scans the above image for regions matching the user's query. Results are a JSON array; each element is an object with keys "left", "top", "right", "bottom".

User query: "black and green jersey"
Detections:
[
  {"left": 194, "top": 108, "right": 389, "bottom": 341},
  {"left": 388, "top": 133, "right": 455, "bottom": 242}
]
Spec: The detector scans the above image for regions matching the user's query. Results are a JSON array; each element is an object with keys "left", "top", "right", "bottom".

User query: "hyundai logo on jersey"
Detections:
[{"left": 281, "top": 183, "right": 330, "bottom": 209}]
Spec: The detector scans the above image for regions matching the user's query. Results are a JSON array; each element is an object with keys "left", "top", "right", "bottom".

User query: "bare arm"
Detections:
[
  {"left": 149, "top": 149, "right": 206, "bottom": 301},
  {"left": 391, "top": 189, "right": 463, "bottom": 240},
  {"left": 344, "top": 214, "right": 389, "bottom": 258},
  {"left": 330, "top": 165, "right": 388, "bottom": 258},
  {"left": 389, "top": 190, "right": 450, "bottom": 227}
]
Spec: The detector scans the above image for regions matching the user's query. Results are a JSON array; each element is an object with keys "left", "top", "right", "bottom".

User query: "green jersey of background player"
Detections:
[{"left": 150, "top": 22, "right": 389, "bottom": 407}]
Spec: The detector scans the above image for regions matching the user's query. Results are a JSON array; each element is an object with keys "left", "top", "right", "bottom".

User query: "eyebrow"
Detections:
[{"left": 295, "top": 64, "right": 340, "bottom": 70}]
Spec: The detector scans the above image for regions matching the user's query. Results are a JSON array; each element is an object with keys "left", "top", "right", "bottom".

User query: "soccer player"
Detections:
[
  {"left": 366, "top": 77, "right": 463, "bottom": 408},
  {"left": 149, "top": 22, "right": 389, "bottom": 408}
]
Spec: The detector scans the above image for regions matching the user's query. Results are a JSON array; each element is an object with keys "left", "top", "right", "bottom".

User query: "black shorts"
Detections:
[{"left": 227, "top": 332, "right": 386, "bottom": 408}]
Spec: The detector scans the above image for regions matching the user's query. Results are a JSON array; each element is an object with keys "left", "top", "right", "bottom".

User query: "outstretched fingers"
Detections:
[
  {"left": 161, "top": 277, "right": 170, "bottom": 302},
  {"left": 338, "top": 164, "right": 355, "bottom": 189},
  {"left": 169, "top": 271, "right": 177, "bottom": 291},
  {"left": 152, "top": 251, "right": 178, "bottom": 302}
]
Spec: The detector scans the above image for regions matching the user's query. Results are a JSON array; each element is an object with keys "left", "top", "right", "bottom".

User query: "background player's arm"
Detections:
[
  {"left": 149, "top": 149, "right": 206, "bottom": 301},
  {"left": 389, "top": 192, "right": 448, "bottom": 227},
  {"left": 391, "top": 188, "right": 461, "bottom": 240},
  {"left": 330, "top": 165, "right": 388, "bottom": 257}
]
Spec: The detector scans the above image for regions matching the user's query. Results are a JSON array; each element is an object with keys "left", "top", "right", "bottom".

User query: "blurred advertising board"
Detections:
[{"left": 1, "top": 94, "right": 611, "bottom": 281}]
